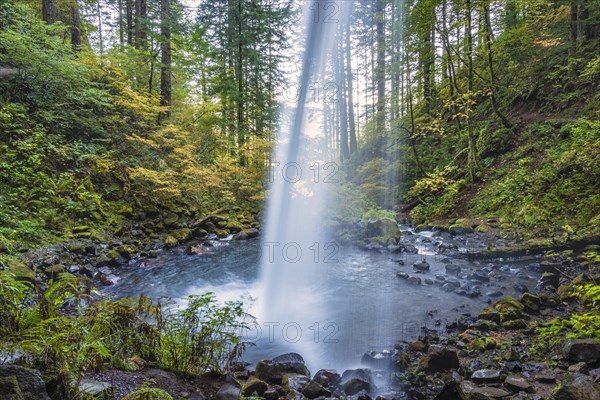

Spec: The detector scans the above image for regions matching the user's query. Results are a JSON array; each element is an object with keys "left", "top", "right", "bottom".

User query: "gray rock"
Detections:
[
  {"left": 283, "top": 374, "right": 310, "bottom": 392},
  {"left": 341, "top": 369, "right": 374, "bottom": 395},
  {"left": 568, "top": 362, "right": 589, "bottom": 374},
  {"left": 232, "top": 228, "right": 259, "bottom": 240},
  {"left": 563, "top": 339, "right": 600, "bottom": 363},
  {"left": 215, "top": 383, "right": 241, "bottom": 400},
  {"left": 552, "top": 373, "right": 600, "bottom": 400},
  {"left": 505, "top": 375, "right": 534, "bottom": 393},
  {"left": 313, "top": 369, "right": 341, "bottom": 389},
  {"left": 301, "top": 380, "right": 330, "bottom": 398},
  {"left": 79, "top": 380, "right": 113, "bottom": 398},
  {"left": 472, "top": 369, "right": 502, "bottom": 384},
  {"left": 413, "top": 260, "right": 430, "bottom": 271},
  {"left": 256, "top": 353, "right": 310, "bottom": 384},
  {"left": 408, "top": 276, "right": 422, "bottom": 285},
  {"left": 0, "top": 365, "right": 50, "bottom": 400},
  {"left": 461, "top": 381, "right": 511, "bottom": 398},
  {"left": 535, "top": 373, "right": 556, "bottom": 383}
]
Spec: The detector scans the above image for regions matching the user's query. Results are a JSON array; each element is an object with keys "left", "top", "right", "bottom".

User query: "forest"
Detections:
[{"left": 0, "top": 0, "right": 599, "bottom": 399}]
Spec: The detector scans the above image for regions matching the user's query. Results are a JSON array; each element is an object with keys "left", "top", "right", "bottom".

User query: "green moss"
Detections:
[
  {"left": 502, "top": 319, "right": 528, "bottom": 330},
  {"left": 171, "top": 228, "right": 192, "bottom": 242},
  {"left": 8, "top": 260, "right": 36, "bottom": 283},
  {"left": 164, "top": 235, "right": 178, "bottom": 247},
  {"left": 121, "top": 388, "right": 173, "bottom": 400},
  {"left": 494, "top": 297, "right": 525, "bottom": 322},
  {"left": 469, "top": 337, "right": 497, "bottom": 352}
]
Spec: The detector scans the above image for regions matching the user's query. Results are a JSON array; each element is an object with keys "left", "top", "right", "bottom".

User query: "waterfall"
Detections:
[{"left": 256, "top": 0, "right": 351, "bottom": 370}]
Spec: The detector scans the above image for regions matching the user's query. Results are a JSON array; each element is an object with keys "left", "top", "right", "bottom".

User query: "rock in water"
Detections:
[
  {"left": 313, "top": 369, "right": 341, "bottom": 389},
  {"left": 255, "top": 353, "right": 310, "bottom": 384},
  {"left": 413, "top": 260, "right": 430, "bottom": 271},
  {"left": 563, "top": 339, "right": 600, "bottom": 363},
  {"left": 341, "top": 369, "right": 374, "bottom": 395},
  {"left": 361, "top": 351, "right": 393, "bottom": 370},
  {"left": 0, "top": 365, "right": 50, "bottom": 400}
]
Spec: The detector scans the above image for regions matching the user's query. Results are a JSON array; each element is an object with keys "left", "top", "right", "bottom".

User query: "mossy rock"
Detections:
[
  {"left": 475, "top": 224, "right": 491, "bottom": 233},
  {"left": 478, "top": 308, "right": 501, "bottom": 324},
  {"left": 44, "top": 264, "right": 65, "bottom": 279},
  {"left": 520, "top": 293, "right": 541, "bottom": 313},
  {"left": 226, "top": 220, "right": 243, "bottom": 233},
  {"left": 241, "top": 378, "right": 268, "bottom": 397},
  {"left": 163, "top": 235, "right": 178, "bottom": 247},
  {"left": 469, "top": 337, "right": 497, "bottom": 352},
  {"left": 215, "top": 229, "right": 229, "bottom": 238},
  {"left": 8, "top": 261, "right": 36, "bottom": 283},
  {"left": 121, "top": 388, "right": 173, "bottom": 400},
  {"left": 502, "top": 319, "right": 528, "bottom": 330},
  {"left": 162, "top": 212, "right": 179, "bottom": 227},
  {"left": 171, "top": 228, "right": 192, "bottom": 242},
  {"left": 192, "top": 228, "right": 208, "bottom": 238},
  {"left": 72, "top": 225, "right": 90, "bottom": 233},
  {"left": 494, "top": 297, "right": 524, "bottom": 322},
  {"left": 116, "top": 245, "right": 138, "bottom": 259}
]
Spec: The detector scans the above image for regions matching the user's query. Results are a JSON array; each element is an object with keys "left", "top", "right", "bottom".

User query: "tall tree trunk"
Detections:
[
  {"left": 118, "top": 0, "right": 124, "bottom": 45},
  {"left": 482, "top": 1, "right": 514, "bottom": 130},
  {"left": 569, "top": 3, "right": 578, "bottom": 57},
  {"left": 159, "top": 0, "right": 172, "bottom": 122},
  {"left": 465, "top": 0, "right": 479, "bottom": 182},
  {"left": 42, "top": 0, "right": 58, "bottom": 24},
  {"left": 375, "top": 0, "right": 386, "bottom": 130},
  {"left": 335, "top": 30, "right": 350, "bottom": 161},
  {"left": 236, "top": 0, "right": 244, "bottom": 163},
  {"left": 71, "top": 4, "right": 82, "bottom": 51},
  {"left": 126, "top": 0, "right": 134, "bottom": 46},
  {"left": 97, "top": 0, "right": 104, "bottom": 55},
  {"left": 345, "top": 21, "right": 357, "bottom": 154},
  {"left": 135, "top": 0, "right": 147, "bottom": 49}
]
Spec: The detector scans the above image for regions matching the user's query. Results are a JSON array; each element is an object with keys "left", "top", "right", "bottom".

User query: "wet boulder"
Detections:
[
  {"left": 255, "top": 353, "right": 310, "bottom": 384},
  {"left": 301, "top": 380, "right": 331, "bottom": 398},
  {"left": 233, "top": 228, "right": 259, "bottom": 240},
  {"left": 313, "top": 369, "right": 341, "bottom": 389},
  {"left": 365, "top": 218, "right": 401, "bottom": 244},
  {"left": 413, "top": 260, "right": 430, "bottom": 272},
  {"left": 283, "top": 374, "right": 310, "bottom": 393},
  {"left": 0, "top": 365, "right": 50, "bottom": 400},
  {"left": 341, "top": 369, "right": 374, "bottom": 395},
  {"left": 361, "top": 351, "right": 393, "bottom": 370}
]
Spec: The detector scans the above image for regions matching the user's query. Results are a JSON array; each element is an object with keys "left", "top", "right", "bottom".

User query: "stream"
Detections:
[{"left": 104, "top": 226, "right": 543, "bottom": 375}]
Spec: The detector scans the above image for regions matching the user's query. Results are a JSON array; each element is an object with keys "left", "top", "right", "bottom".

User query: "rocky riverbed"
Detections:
[{"left": 1, "top": 217, "right": 598, "bottom": 399}]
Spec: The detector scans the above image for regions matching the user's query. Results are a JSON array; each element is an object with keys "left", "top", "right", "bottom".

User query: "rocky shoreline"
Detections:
[{"left": 1, "top": 218, "right": 598, "bottom": 399}]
